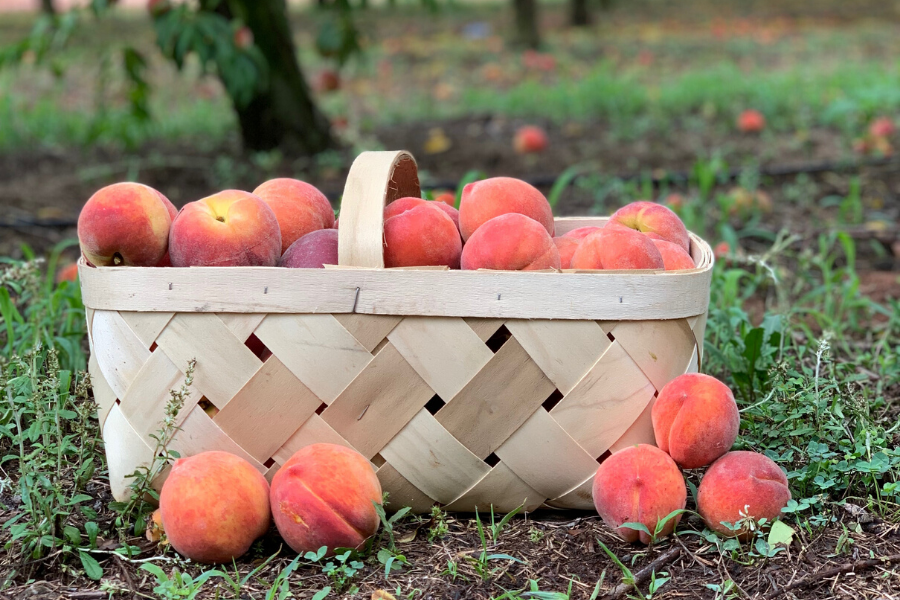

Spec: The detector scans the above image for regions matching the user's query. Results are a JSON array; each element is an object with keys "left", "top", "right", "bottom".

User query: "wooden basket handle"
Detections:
[{"left": 338, "top": 150, "right": 421, "bottom": 268}]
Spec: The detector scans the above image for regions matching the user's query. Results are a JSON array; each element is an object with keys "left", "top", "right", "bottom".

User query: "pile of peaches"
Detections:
[
  {"left": 594, "top": 373, "right": 791, "bottom": 544},
  {"left": 76, "top": 176, "right": 697, "bottom": 272}
]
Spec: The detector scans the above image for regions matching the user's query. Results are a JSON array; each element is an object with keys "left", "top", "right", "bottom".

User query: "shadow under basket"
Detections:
[{"left": 80, "top": 150, "right": 714, "bottom": 513}]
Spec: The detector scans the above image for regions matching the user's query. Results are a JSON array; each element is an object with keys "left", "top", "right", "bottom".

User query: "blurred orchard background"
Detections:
[{"left": 0, "top": 0, "right": 898, "bottom": 297}]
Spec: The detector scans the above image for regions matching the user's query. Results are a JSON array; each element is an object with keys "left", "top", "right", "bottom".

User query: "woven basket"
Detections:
[{"left": 80, "top": 150, "right": 714, "bottom": 513}]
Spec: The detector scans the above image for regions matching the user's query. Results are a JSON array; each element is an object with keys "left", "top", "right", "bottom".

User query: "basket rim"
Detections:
[{"left": 78, "top": 217, "right": 714, "bottom": 320}]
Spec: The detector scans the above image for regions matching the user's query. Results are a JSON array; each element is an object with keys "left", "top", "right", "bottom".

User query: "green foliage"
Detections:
[
  {"left": 151, "top": 5, "right": 268, "bottom": 108},
  {"left": 1, "top": 242, "right": 86, "bottom": 372},
  {"left": 0, "top": 345, "right": 100, "bottom": 584},
  {"left": 466, "top": 505, "right": 525, "bottom": 581},
  {"left": 426, "top": 505, "right": 449, "bottom": 542},
  {"left": 140, "top": 563, "right": 223, "bottom": 600}
]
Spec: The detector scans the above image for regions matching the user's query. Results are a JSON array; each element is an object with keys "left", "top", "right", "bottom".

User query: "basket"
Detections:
[{"left": 80, "top": 150, "right": 714, "bottom": 513}]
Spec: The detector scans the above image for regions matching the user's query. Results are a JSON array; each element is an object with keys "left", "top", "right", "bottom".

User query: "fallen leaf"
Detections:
[
  {"left": 767, "top": 520, "right": 795, "bottom": 547},
  {"left": 423, "top": 128, "right": 452, "bottom": 154},
  {"left": 372, "top": 591, "right": 397, "bottom": 600}
]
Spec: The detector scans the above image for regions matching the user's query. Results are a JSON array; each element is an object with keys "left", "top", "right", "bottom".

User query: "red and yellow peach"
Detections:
[
  {"left": 461, "top": 213, "right": 560, "bottom": 271},
  {"left": 570, "top": 227, "right": 664, "bottom": 270},
  {"left": 458, "top": 177, "right": 554, "bottom": 241},
  {"left": 253, "top": 178, "right": 334, "bottom": 254}
]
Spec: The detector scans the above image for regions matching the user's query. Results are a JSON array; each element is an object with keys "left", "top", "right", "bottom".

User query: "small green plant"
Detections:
[
  {"left": 110, "top": 358, "right": 197, "bottom": 533},
  {"left": 264, "top": 554, "right": 305, "bottom": 600},
  {"left": 597, "top": 541, "right": 666, "bottom": 600},
  {"left": 372, "top": 494, "right": 413, "bottom": 551},
  {"left": 426, "top": 505, "right": 450, "bottom": 542},
  {"left": 321, "top": 549, "right": 364, "bottom": 592},
  {"left": 441, "top": 558, "right": 466, "bottom": 582},
  {"left": 465, "top": 505, "right": 525, "bottom": 581},
  {"left": 620, "top": 509, "right": 689, "bottom": 545},
  {"left": 377, "top": 547, "right": 410, "bottom": 577},
  {"left": 704, "top": 578, "right": 739, "bottom": 600},
  {"left": 528, "top": 527, "right": 545, "bottom": 543},
  {"left": 140, "top": 564, "right": 222, "bottom": 600}
]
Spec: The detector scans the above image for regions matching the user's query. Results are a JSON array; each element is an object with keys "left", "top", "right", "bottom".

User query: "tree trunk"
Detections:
[
  {"left": 512, "top": 0, "right": 540, "bottom": 49},
  {"left": 227, "top": 0, "right": 335, "bottom": 154},
  {"left": 40, "top": 0, "right": 55, "bottom": 15},
  {"left": 570, "top": 0, "right": 590, "bottom": 26}
]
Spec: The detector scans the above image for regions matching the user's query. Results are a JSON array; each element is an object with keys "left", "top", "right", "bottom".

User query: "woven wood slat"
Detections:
[{"left": 83, "top": 150, "right": 715, "bottom": 512}]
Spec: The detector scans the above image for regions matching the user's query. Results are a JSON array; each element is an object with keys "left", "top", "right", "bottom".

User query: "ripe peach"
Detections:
[
  {"left": 384, "top": 197, "right": 459, "bottom": 229},
  {"left": 56, "top": 263, "right": 79, "bottom": 284},
  {"left": 253, "top": 178, "right": 334, "bottom": 254},
  {"left": 384, "top": 203, "right": 462, "bottom": 268},
  {"left": 570, "top": 228, "right": 664, "bottom": 270},
  {"left": 514, "top": 125, "right": 548, "bottom": 154},
  {"left": 651, "top": 239, "right": 695, "bottom": 270},
  {"left": 553, "top": 236, "right": 580, "bottom": 269},
  {"left": 652, "top": 373, "right": 739, "bottom": 469},
  {"left": 461, "top": 213, "right": 560, "bottom": 271},
  {"left": 270, "top": 443, "right": 382, "bottom": 555},
  {"left": 458, "top": 177, "right": 554, "bottom": 241},
  {"left": 714, "top": 241, "right": 731, "bottom": 259},
  {"left": 169, "top": 190, "right": 282, "bottom": 267},
  {"left": 698, "top": 451, "right": 791, "bottom": 538},
  {"left": 433, "top": 191, "right": 456, "bottom": 206},
  {"left": 317, "top": 69, "right": 341, "bottom": 93},
  {"left": 234, "top": 26, "right": 254, "bottom": 49},
  {"left": 281, "top": 229, "right": 339, "bottom": 268},
  {"left": 562, "top": 226, "right": 602, "bottom": 241},
  {"left": 869, "top": 116, "right": 895, "bottom": 138},
  {"left": 607, "top": 201, "right": 690, "bottom": 253},
  {"left": 77, "top": 182, "right": 176, "bottom": 267},
  {"left": 728, "top": 187, "right": 772, "bottom": 216},
  {"left": 592, "top": 444, "right": 687, "bottom": 544},
  {"left": 159, "top": 451, "right": 270, "bottom": 564},
  {"left": 737, "top": 109, "right": 766, "bottom": 133}
]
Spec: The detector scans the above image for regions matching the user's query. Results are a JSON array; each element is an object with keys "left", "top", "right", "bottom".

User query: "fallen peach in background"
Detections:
[
  {"left": 159, "top": 451, "right": 270, "bottom": 564},
  {"left": 270, "top": 443, "right": 382, "bottom": 555}
]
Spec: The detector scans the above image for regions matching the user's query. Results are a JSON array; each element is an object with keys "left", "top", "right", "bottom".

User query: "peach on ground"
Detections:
[
  {"left": 870, "top": 117, "right": 896, "bottom": 138},
  {"left": 56, "top": 263, "right": 79, "bottom": 283},
  {"left": 652, "top": 373, "right": 739, "bottom": 469},
  {"left": 384, "top": 203, "right": 462, "bottom": 268},
  {"left": 592, "top": 444, "right": 687, "bottom": 544},
  {"left": 652, "top": 239, "right": 696, "bottom": 270},
  {"left": 281, "top": 229, "right": 339, "bottom": 268},
  {"left": 514, "top": 125, "right": 548, "bottom": 154},
  {"left": 737, "top": 109, "right": 766, "bottom": 133},
  {"left": 607, "top": 201, "right": 690, "bottom": 253},
  {"left": 570, "top": 227, "right": 664, "bottom": 270},
  {"left": 458, "top": 177, "right": 554, "bottom": 241},
  {"left": 461, "top": 213, "right": 560, "bottom": 271},
  {"left": 270, "top": 443, "right": 382, "bottom": 555},
  {"left": 553, "top": 236, "right": 579, "bottom": 269},
  {"left": 159, "top": 451, "right": 270, "bottom": 564},
  {"left": 562, "top": 226, "right": 602, "bottom": 241},
  {"left": 698, "top": 451, "right": 791, "bottom": 538},
  {"left": 77, "top": 182, "right": 176, "bottom": 267},
  {"left": 433, "top": 191, "right": 456, "bottom": 206},
  {"left": 253, "top": 178, "right": 334, "bottom": 254},
  {"left": 169, "top": 190, "right": 282, "bottom": 267}
]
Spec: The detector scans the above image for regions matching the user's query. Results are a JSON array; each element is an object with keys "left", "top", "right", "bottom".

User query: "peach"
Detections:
[
  {"left": 270, "top": 443, "right": 382, "bottom": 555},
  {"left": 253, "top": 178, "right": 334, "bottom": 254},
  {"left": 458, "top": 177, "right": 554, "bottom": 241},
  {"left": 553, "top": 236, "right": 579, "bottom": 269},
  {"left": 56, "top": 263, "right": 79, "bottom": 284},
  {"left": 385, "top": 197, "right": 459, "bottom": 230},
  {"left": 607, "top": 201, "right": 690, "bottom": 253},
  {"left": 652, "top": 373, "right": 739, "bottom": 469},
  {"left": 737, "top": 109, "right": 766, "bottom": 133},
  {"left": 592, "top": 444, "right": 687, "bottom": 544},
  {"left": 514, "top": 125, "right": 548, "bottom": 154},
  {"left": 281, "top": 228, "right": 339, "bottom": 268},
  {"left": 317, "top": 69, "right": 341, "bottom": 93},
  {"left": 77, "top": 182, "right": 176, "bottom": 267},
  {"left": 433, "top": 191, "right": 456, "bottom": 206},
  {"left": 870, "top": 117, "right": 896, "bottom": 138},
  {"left": 698, "top": 451, "right": 791, "bottom": 538},
  {"left": 563, "top": 226, "right": 602, "bottom": 241},
  {"left": 652, "top": 239, "right": 695, "bottom": 270},
  {"left": 461, "top": 213, "right": 560, "bottom": 271},
  {"left": 570, "top": 227, "right": 664, "bottom": 270},
  {"left": 159, "top": 451, "right": 270, "bottom": 564},
  {"left": 384, "top": 203, "right": 461, "bottom": 268},
  {"left": 169, "top": 190, "right": 281, "bottom": 267},
  {"left": 233, "top": 26, "right": 254, "bottom": 49}
]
